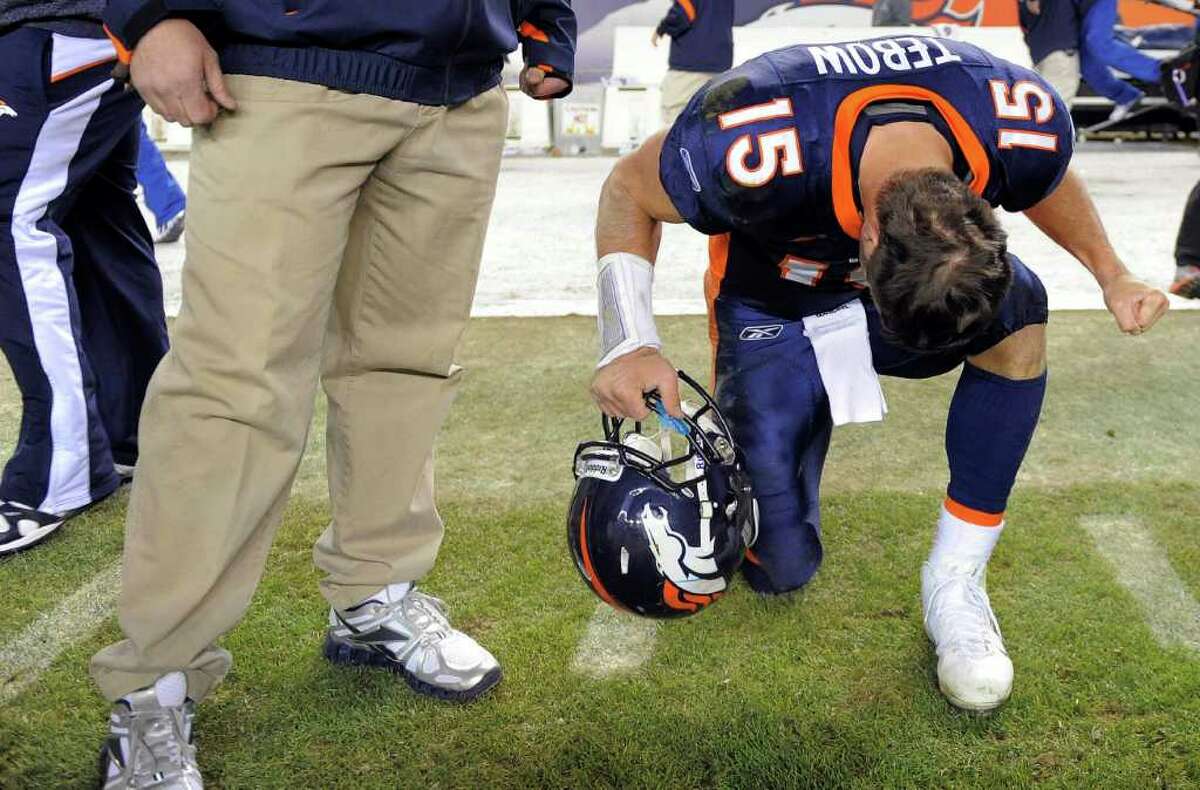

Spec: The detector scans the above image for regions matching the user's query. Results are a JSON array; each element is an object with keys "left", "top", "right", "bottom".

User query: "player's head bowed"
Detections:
[{"left": 865, "top": 169, "right": 1012, "bottom": 354}]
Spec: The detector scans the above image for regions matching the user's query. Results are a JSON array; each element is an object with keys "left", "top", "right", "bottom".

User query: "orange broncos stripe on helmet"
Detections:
[
  {"left": 577, "top": 501, "right": 626, "bottom": 610},
  {"left": 663, "top": 580, "right": 722, "bottom": 612},
  {"left": 663, "top": 580, "right": 701, "bottom": 613}
]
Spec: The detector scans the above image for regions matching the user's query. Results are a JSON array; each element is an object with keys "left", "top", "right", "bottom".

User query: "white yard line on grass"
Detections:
[
  {"left": 0, "top": 561, "right": 120, "bottom": 705},
  {"left": 1081, "top": 515, "right": 1200, "bottom": 653},
  {"left": 571, "top": 602, "right": 659, "bottom": 678}
]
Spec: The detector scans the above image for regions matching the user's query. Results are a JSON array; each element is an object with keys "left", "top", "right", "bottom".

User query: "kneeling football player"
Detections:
[{"left": 589, "top": 35, "right": 1169, "bottom": 712}]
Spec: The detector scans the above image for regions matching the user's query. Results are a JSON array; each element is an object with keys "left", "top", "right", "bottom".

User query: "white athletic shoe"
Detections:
[
  {"left": 100, "top": 673, "right": 202, "bottom": 789},
  {"left": 921, "top": 561, "right": 1013, "bottom": 712},
  {"left": 324, "top": 586, "right": 502, "bottom": 701},
  {"left": 1106, "top": 90, "right": 1144, "bottom": 124}
]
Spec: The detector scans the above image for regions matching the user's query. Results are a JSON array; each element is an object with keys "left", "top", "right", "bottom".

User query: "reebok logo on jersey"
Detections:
[
  {"left": 0, "top": 100, "right": 17, "bottom": 119},
  {"left": 739, "top": 324, "right": 783, "bottom": 341}
]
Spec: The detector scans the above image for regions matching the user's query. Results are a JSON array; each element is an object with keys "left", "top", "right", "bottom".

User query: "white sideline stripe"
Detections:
[
  {"left": 0, "top": 561, "right": 120, "bottom": 705},
  {"left": 1081, "top": 515, "right": 1200, "bottom": 652},
  {"left": 571, "top": 602, "right": 658, "bottom": 678}
]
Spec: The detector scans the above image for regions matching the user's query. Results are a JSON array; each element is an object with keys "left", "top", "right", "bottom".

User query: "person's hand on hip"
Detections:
[{"left": 131, "top": 19, "right": 238, "bottom": 127}]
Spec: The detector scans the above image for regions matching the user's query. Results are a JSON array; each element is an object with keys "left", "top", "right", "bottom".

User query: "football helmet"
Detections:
[{"left": 568, "top": 371, "right": 756, "bottom": 618}]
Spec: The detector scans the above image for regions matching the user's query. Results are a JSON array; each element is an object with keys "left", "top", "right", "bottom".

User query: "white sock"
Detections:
[
  {"left": 927, "top": 500, "right": 1004, "bottom": 572},
  {"left": 153, "top": 671, "right": 188, "bottom": 707},
  {"left": 121, "top": 671, "right": 187, "bottom": 709},
  {"left": 357, "top": 582, "right": 412, "bottom": 607}
]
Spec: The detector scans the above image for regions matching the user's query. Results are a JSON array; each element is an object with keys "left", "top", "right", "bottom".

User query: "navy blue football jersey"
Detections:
[{"left": 659, "top": 35, "right": 1074, "bottom": 307}]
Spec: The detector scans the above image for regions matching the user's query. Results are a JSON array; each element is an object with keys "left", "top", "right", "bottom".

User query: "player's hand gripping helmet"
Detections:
[{"left": 568, "top": 371, "right": 756, "bottom": 618}]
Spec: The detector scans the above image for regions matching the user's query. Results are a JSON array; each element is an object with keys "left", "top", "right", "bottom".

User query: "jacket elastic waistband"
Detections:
[{"left": 218, "top": 42, "right": 504, "bottom": 106}]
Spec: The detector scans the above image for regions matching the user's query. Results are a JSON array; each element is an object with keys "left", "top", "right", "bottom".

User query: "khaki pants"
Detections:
[
  {"left": 661, "top": 69, "right": 717, "bottom": 127},
  {"left": 1036, "top": 50, "right": 1080, "bottom": 106},
  {"left": 91, "top": 76, "right": 508, "bottom": 703}
]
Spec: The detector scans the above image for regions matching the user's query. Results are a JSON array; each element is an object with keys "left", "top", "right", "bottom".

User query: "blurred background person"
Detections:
[
  {"left": 136, "top": 121, "right": 186, "bottom": 243},
  {"left": 872, "top": 0, "right": 913, "bottom": 26},
  {"left": 653, "top": 0, "right": 734, "bottom": 125},
  {"left": 1172, "top": 181, "right": 1200, "bottom": 298},
  {"left": 1079, "top": 0, "right": 1166, "bottom": 120},
  {"left": 1020, "top": 0, "right": 1083, "bottom": 104}
]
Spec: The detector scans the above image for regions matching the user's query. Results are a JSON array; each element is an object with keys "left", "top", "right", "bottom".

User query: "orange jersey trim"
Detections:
[
  {"left": 517, "top": 21, "right": 550, "bottom": 43},
  {"left": 705, "top": 234, "right": 730, "bottom": 389},
  {"left": 103, "top": 25, "right": 133, "bottom": 66},
  {"left": 830, "top": 84, "right": 992, "bottom": 241},
  {"left": 50, "top": 56, "right": 118, "bottom": 83},
  {"left": 944, "top": 497, "right": 1004, "bottom": 527},
  {"left": 677, "top": 0, "right": 698, "bottom": 22}
]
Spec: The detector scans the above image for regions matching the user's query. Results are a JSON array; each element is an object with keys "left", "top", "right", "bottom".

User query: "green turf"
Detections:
[{"left": 0, "top": 312, "right": 1197, "bottom": 789}]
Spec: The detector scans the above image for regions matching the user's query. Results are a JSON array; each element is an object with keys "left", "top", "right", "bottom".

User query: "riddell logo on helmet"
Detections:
[{"left": 576, "top": 454, "right": 621, "bottom": 482}]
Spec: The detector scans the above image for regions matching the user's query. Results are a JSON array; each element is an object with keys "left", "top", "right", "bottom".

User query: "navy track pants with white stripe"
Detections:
[{"left": 0, "top": 27, "right": 168, "bottom": 513}]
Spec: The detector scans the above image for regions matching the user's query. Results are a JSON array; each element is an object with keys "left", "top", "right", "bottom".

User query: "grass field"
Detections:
[{"left": 0, "top": 312, "right": 1198, "bottom": 789}]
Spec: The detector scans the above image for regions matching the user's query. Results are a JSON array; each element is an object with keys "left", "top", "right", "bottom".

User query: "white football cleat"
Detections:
[{"left": 921, "top": 561, "right": 1013, "bottom": 712}]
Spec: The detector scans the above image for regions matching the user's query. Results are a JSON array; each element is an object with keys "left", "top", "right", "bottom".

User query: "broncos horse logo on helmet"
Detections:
[{"left": 568, "top": 371, "right": 756, "bottom": 618}]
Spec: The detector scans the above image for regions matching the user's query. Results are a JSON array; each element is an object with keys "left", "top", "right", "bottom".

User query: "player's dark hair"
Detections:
[{"left": 866, "top": 169, "right": 1012, "bottom": 353}]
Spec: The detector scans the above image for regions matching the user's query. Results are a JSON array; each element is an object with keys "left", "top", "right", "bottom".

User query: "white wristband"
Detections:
[{"left": 596, "top": 252, "right": 661, "bottom": 369}]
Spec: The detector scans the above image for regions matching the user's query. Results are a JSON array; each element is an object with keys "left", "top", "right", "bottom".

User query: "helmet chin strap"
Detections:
[{"left": 696, "top": 477, "right": 714, "bottom": 554}]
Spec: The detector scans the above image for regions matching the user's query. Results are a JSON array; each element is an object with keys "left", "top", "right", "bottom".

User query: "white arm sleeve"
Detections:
[{"left": 596, "top": 252, "right": 662, "bottom": 369}]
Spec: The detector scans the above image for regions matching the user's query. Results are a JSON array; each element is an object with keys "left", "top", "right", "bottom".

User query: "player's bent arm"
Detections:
[
  {"left": 592, "top": 131, "right": 687, "bottom": 420},
  {"left": 1023, "top": 169, "right": 1124, "bottom": 286},
  {"left": 1023, "top": 168, "right": 1169, "bottom": 334},
  {"left": 595, "top": 131, "right": 683, "bottom": 259}
]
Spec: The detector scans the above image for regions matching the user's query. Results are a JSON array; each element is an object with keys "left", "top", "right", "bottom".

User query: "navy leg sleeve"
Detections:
[{"left": 945, "top": 364, "right": 1047, "bottom": 514}]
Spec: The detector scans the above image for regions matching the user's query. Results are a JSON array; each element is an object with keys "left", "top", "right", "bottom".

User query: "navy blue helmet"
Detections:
[{"left": 568, "top": 371, "right": 756, "bottom": 618}]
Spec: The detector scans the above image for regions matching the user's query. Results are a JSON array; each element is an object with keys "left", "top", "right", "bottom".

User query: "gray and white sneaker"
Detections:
[
  {"left": 324, "top": 586, "right": 502, "bottom": 702},
  {"left": 100, "top": 672, "right": 202, "bottom": 789}
]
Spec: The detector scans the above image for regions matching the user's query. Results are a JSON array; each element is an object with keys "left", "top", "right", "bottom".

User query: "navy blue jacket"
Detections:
[
  {"left": 103, "top": 0, "right": 576, "bottom": 106},
  {"left": 656, "top": 0, "right": 734, "bottom": 73},
  {"left": 1018, "top": 0, "right": 1081, "bottom": 64}
]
